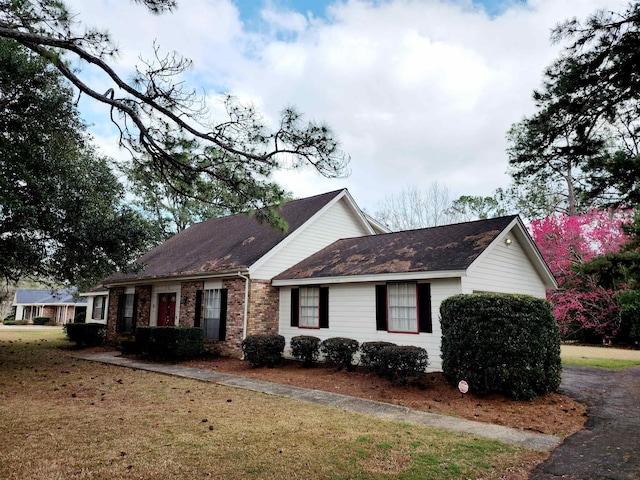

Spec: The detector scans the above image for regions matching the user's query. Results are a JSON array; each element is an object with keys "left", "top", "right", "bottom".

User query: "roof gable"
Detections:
[
  {"left": 274, "top": 216, "right": 519, "bottom": 280},
  {"left": 104, "top": 190, "right": 347, "bottom": 283}
]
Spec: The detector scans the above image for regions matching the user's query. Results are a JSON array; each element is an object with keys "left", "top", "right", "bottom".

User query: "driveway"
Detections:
[{"left": 530, "top": 365, "right": 640, "bottom": 479}]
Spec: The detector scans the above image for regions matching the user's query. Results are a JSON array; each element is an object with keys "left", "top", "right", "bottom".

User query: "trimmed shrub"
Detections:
[
  {"left": 378, "top": 345, "right": 429, "bottom": 385},
  {"left": 320, "top": 337, "right": 359, "bottom": 371},
  {"left": 290, "top": 335, "right": 321, "bottom": 367},
  {"left": 242, "top": 334, "right": 285, "bottom": 367},
  {"left": 32, "top": 316, "right": 52, "bottom": 325},
  {"left": 359, "top": 341, "right": 396, "bottom": 370},
  {"left": 440, "top": 293, "right": 561, "bottom": 401},
  {"left": 64, "top": 323, "right": 106, "bottom": 347},
  {"left": 143, "top": 327, "right": 205, "bottom": 360},
  {"left": 3, "top": 315, "right": 16, "bottom": 325}
]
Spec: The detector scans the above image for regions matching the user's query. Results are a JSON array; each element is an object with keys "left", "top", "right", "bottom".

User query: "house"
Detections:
[
  {"left": 101, "top": 190, "right": 384, "bottom": 355},
  {"left": 273, "top": 215, "right": 556, "bottom": 370},
  {"left": 13, "top": 289, "right": 87, "bottom": 324},
  {"left": 100, "top": 189, "right": 556, "bottom": 367}
]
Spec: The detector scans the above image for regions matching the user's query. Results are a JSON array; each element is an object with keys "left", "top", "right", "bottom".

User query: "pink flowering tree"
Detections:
[{"left": 529, "top": 209, "right": 632, "bottom": 341}]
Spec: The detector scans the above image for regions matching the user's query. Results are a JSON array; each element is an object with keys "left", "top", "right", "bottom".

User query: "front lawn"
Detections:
[
  {"left": 561, "top": 344, "right": 640, "bottom": 369},
  {"left": 0, "top": 329, "right": 542, "bottom": 479}
]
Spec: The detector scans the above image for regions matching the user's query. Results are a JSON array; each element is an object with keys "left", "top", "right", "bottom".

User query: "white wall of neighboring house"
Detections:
[
  {"left": 251, "top": 196, "right": 374, "bottom": 280},
  {"left": 278, "top": 277, "right": 462, "bottom": 371}
]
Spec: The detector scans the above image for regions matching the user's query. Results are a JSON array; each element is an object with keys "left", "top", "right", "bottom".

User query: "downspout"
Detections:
[{"left": 237, "top": 271, "right": 250, "bottom": 349}]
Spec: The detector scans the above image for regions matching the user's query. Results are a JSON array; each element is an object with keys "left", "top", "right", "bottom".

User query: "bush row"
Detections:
[{"left": 242, "top": 334, "right": 429, "bottom": 385}]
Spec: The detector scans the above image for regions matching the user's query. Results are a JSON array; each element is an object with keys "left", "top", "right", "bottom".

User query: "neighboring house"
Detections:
[
  {"left": 99, "top": 189, "right": 556, "bottom": 367},
  {"left": 79, "top": 286, "right": 110, "bottom": 324},
  {"left": 13, "top": 289, "right": 87, "bottom": 324},
  {"left": 273, "top": 215, "right": 556, "bottom": 371},
  {"left": 101, "top": 190, "right": 383, "bottom": 355}
]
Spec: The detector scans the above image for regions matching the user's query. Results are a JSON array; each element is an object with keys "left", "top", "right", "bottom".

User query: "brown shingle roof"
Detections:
[
  {"left": 274, "top": 215, "right": 518, "bottom": 280},
  {"left": 105, "top": 190, "right": 346, "bottom": 283}
]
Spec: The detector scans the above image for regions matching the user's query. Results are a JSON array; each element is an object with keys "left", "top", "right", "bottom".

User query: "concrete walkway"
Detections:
[{"left": 74, "top": 351, "right": 560, "bottom": 452}]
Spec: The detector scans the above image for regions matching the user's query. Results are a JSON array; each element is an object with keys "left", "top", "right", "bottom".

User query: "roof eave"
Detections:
[
  {"left": 272, "top": 269, "right": 467, "bottom": 286},
  {"left": 104, "top": 268, "right": 251, "bottom": 288}
]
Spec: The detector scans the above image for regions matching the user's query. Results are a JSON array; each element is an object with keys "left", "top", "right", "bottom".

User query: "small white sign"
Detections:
[{"left": 458, "top": 380, "right": 469, "bottom": 394}]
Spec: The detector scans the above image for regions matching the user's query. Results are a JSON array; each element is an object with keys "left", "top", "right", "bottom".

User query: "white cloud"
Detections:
[{"left": 63, "top": 0, "right": 624, "bottom": 213}]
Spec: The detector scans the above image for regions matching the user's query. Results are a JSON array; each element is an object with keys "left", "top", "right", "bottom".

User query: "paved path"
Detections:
[
  {"left": 530, "top": 365, "right": 640, "bottom": 480},
  {"left": 74, "top": 351, "right": 560, "bottom": 452}
]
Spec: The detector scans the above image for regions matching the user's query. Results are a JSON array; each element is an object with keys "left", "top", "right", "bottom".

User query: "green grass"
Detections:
[
  {"left": 562, "top": 357, "right": 640, "bottom": 369},
  {"left": 0, "top": 328, "right": 542, "bottom": 479}
]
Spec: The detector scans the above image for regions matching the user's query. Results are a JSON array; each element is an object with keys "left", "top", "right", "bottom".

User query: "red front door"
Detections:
[{"left": 157, "top": 294, "right": 176, "bottom": 326}]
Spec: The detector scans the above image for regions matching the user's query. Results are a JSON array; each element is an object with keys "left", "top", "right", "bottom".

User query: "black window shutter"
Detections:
[
  {"left": 375, "top": 285, "right": 387, "bottom": 331},
  {"left": 116, "top": 294, "right": 124, "bottom": 333},
  {"left": 131, "top": 294, "right": 139, "bottom": 333},
  {"left": 319, "top": 287, "right": 329, "bottom": 328},
  {"left": 194, "top": 290, "right": 203, "bottom": 327},
  {"left": 219, "top": 289, "right": 228, "bottom": 341},
  {"left": 290, "top": 288, "right": 299, "bottom": 327},
  {"left": 418, "top": 283, "right": 432, "bottom": 333}
]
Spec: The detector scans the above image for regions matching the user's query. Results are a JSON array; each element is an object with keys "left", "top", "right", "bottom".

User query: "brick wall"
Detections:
[
  {"left": 106, "top": 287, "right": 124, "bottom": 341},
  {"left": 215, "top": 277, "right": 246, "bottom": 357},
  {"left": 247, "top": 280, "right": 279, "bottom": 336},
  {"left": 179, "top": 281, "right": 204, "bottom": 327},
  {"left": 135, "top": 285, "right": 152, "bottom": 329}
]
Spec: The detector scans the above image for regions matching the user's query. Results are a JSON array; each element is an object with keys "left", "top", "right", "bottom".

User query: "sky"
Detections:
[{"left": 64, "top": 0, "right": 623, "bottom": 214}]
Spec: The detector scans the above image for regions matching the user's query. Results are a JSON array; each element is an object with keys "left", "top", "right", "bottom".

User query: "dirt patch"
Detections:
[
  {"left": 182, "top": 356, "right": 586, "bottom": 437},
  {"left": 562, "top": 344, "right": 640, "bottom": 360}
]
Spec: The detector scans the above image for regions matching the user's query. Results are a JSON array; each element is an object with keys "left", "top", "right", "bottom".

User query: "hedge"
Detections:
[
  {"left": 290, "top": 335, "right": 321, "bottom": 367},
  {"left": 64, "top": 323, "right": 106, "bottom": 347},
  {"left": 33, "top": 316, "right": 54, "bottom": 326},
  {"left": 242, "top": 334, "right": 285, "bottom": 367},
  {"left": 135, "top": 326, "right": 205, "bottom": 360},
  {"left": 359, "top": 341, "right": 396, "bottom": 370},
  {"left": 440, "top": 293, "right": 561, "bottom": 400},
  {"left": 320, "top": 337, "right": 359, "bottom": 371},
  {"left": 377, "top": 345, "right": 429, "bottom": 385}
]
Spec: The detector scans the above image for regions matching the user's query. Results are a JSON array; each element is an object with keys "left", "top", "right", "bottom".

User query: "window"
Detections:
[
  {"left": 387, "top": 283, "right": 418, "bottom": 332},
  {"left": 92, "top": 296, "right": 106, "bottom": 320},
  {"left": 300, "top": 287, "right": 320, "bottom": 328},
  {"left": 376, "top": 283, "right": 432, "bottom": 334},
  {"left": 195, "top": 289, "right": 227, "bottom": 341},
  {"left": 116, "top": 293, "right": 136, "bottom": 333},
  {"left": 290, "top": 287, "right": 329, "bottom": 329}
]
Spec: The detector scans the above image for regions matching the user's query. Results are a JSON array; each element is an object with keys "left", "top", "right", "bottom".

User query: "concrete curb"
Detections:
[{"left": 74, "top": 351, "right": 561, "bottom": 452}]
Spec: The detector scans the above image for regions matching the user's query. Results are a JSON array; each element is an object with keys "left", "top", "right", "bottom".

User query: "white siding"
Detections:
[
  {"left": 278, "top": 278, "right": 461, "bottom": 371},
  {"left": 251, "top": 197, "right": 372, "bottom": 280},
  {"left": 463, "top": 234, "right": 547, "bottom": 297}
]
